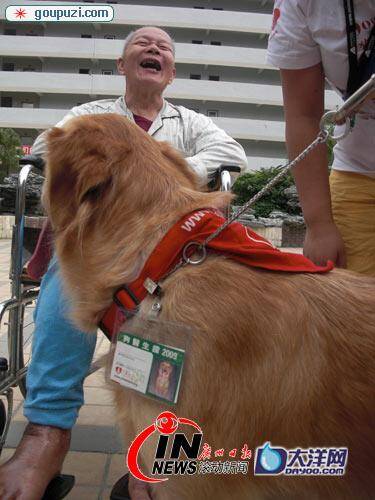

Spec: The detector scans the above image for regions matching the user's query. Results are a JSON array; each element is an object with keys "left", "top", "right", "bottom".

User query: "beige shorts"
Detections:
[{"left": 330, "top": 170, "right": 375, "bottom": 276}]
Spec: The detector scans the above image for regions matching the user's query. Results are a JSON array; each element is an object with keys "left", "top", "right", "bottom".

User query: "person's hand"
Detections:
[{"left": 303, "top": 221, "right": 346, "bottom": 268}]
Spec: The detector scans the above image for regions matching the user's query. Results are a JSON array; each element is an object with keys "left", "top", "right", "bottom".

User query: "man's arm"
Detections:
[
  {"left": 281, "top": 63, "right": 346, "bottom": 267},
  {"left": 183, "top": 110, "right": 248, "bottom": 186},
  {"left": 31, "top": 104, "right": 95, "bottom": 158}
]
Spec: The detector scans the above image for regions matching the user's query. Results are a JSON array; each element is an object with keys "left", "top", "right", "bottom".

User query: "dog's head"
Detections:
[
  {"left": 43, "top": 113, "right": 232, "bottom": 330},
  {"left": 158, "top": 361, "right": 173, "bottom": 380},
  {"left": 43, "top": 113, "right": 201, "bottom": 235}
]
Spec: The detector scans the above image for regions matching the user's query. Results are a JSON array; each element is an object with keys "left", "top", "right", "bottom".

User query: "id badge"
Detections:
[{"left": 109, "top": 316, "right": 190, "bottom": 405}]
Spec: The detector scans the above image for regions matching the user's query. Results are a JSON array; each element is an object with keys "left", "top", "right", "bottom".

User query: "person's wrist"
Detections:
[{"left": 305, "top": 217, "right": 336, "bottom": 233}]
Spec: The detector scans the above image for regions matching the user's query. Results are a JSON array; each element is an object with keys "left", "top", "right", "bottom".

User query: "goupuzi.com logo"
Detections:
[{"left": 5, "top": 4, "right": 114, "bottom": 22}]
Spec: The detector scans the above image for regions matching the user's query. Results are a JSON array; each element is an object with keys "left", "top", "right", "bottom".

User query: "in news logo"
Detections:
[
  {"left": 127, "top": 411, "right": 252, "bottom": 481},
  {"left": 127, "top": 411, "right": 203, "bottom": 483}
]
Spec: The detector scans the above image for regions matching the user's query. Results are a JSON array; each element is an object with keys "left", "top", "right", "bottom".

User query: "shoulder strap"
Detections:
[
  {"left": 343, "top": 0, "right": 375, "bottom": 96},
  {"left": 343, "top": 0, "right": 359, "bottom": 96}
]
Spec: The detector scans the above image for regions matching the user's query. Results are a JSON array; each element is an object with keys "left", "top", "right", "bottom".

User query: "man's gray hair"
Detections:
[{"left": 122, "top": 27, "right": 176, "bottom": 57}]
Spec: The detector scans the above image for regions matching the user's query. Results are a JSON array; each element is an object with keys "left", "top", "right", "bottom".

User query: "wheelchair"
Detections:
[{"left": 0, "top": 155, "right": 240, "bottom": 499}]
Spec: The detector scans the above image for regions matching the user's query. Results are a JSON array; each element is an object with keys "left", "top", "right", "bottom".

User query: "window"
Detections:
[
  {"left": 81, "top": 34, "right": 92, "bottom": 39},
  {"left": 213, "top": 7, "right": 224, "bottom": 10},
  {"left": 1, "top": 97, "right": 13, "bottom": 107},
  {"left": 22, "top": 65, "right": 36, "bottom": 72},
  {"left": 79, "top": 68, "right": 90, "bottom": 74},
  {"left": 2, "top": 63, "right": 15, "bottom": 71},
  {"left": 210, "top": 41, "right": 222, "bottom": 46},
  {"left": 207, "top": 110, "right": 219, "bottom": 118},
  {"left": 193, "top": 6, "right": 204, "bottom": 8},
  {"left": 192, "top": 40, "right": 203, "bottom": 44},
  {"left": 26, "top": 30, "right": 38, "bottom": 36},
  {"left": 22, "top": 102, "right": 34, "bottom": 108},
  {"left": 102, "top": 70, "right": 113, "bottom": 75},
  {"left": 190, "top": 74, "right": 201, "bottom": 80},
  {"left": 209, "top": 75, "right": 220, "bottom": 81},
  {"left": 104, "top": 34, "right": 116, "bottom": 39},
  {"left": 4, "top": 28, "right": 16, "bottom": 35}
]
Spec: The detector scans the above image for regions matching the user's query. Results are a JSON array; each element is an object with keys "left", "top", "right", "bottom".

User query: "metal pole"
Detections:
[
  {"left": 9, "top": 164, "right": 33, "bottom": 375},
  {"left": 333, "top": 74, "right": 375, "bottom": 123}
]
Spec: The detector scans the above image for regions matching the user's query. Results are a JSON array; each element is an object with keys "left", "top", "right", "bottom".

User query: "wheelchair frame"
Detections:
[{"left": 0, "top": 159, "right": 43, "bottom": 451}]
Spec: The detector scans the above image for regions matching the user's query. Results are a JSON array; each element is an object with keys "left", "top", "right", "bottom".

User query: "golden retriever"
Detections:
[
  {"left": 151, "top": 361, "right": 174, "bottom": 399},
  {"left": 43, "top": 114, "right": 375, "bottom": 500}
]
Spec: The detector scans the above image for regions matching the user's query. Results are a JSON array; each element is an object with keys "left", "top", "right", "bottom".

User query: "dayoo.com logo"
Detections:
[{"left": 5, "top": 4, "right": 114, "bottom": 22}]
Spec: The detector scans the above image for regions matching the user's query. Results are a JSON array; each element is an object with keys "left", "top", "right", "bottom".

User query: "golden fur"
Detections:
[{"left": 44, "top": 114, "right": 375, "bottom": 499}]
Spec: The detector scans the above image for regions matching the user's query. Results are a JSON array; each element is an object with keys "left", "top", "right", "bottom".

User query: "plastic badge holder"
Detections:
[{"left": 108, "top": 312, "right": 192, "bottom": 406}]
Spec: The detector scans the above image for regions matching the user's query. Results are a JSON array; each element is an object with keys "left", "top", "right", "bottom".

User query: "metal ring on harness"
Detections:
[
  {"left": 319, "top": 110, "right": 352, "bottom": 141},
  {"left": 182, "top": 241, "right": 207, "bottom": 265}
]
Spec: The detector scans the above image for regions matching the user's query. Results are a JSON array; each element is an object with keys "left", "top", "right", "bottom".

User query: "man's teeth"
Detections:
[{"left": 140, "top": 60, "right": 161, "bottom": 71}]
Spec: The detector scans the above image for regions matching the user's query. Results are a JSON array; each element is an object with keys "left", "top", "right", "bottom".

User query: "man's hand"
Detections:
[{"left": 303, "top": 221, "right": 346, "bottom": 268}]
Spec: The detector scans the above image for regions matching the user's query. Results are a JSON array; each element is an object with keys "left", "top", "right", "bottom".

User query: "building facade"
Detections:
[{"left": 0, "top": 0, "right": 341, "bottom": 169}]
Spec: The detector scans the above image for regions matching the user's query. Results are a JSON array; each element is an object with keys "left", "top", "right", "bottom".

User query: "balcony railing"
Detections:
[
  {"left": 0, "top": 71, "right": 342, "bottom": 109},
  {"left": 0, "top": 1, "right": 271, "bottom": 33},
  {"left": 0, "top": 35, "right": 272, "bottom": 70},
  {"left": 0, "top": 107, "right": 285, "bottom": 143}
]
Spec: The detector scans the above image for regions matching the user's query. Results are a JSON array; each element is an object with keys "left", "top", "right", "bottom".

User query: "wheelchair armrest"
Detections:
[
  {"left": 19, "top": 155, "right": 45, "bottom": 174},
  {"left": 208, "top": 164, "right": 241, "bottom": 191},
  {"left": 216, "top": 164, "right": 241, "bottom": 175}
]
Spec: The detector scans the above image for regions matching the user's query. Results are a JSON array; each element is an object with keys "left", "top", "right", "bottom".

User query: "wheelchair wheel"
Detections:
[
  {"left": 18, "top": 300, "right": 36, "bottom": 398},
  {"left": 0, "top": 399, "right": 6, "bottom": 437},
  {"left": 7, "top": 297, "right": 37, "bottom": 399}
]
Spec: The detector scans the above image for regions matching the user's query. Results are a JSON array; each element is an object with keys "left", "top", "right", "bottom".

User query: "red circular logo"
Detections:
[{"left": 155, "top": 411, "right": 179, "bottom": 435}]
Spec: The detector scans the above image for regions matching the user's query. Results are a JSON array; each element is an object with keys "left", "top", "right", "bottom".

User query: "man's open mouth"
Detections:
[{"left": 140, "top": 59, "right": 162, "bottom": 72}]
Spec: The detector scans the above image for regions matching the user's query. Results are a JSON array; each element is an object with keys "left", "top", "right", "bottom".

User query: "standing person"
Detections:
[
  {"left": 0, "top": 26, "right": 247, "bottom": 500},
  {"left": 267, "top": 0, "right": 375, "bottom": 274}
]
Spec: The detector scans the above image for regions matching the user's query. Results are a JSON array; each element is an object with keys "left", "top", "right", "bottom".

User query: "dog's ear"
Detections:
[
  {"left": 48, "top": 126, "right": 65, "bottom": 140},
  {"left": 76, "top": 149, "right": 113, "bottom": 205}
]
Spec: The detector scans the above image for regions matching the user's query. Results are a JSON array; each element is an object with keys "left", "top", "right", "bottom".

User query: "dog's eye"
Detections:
[
  {"left": 81, "top": 186, "right": 101, "bottom": 203},
  {"left": 80, "top": 179, "right": 111, "bottom": 204}
]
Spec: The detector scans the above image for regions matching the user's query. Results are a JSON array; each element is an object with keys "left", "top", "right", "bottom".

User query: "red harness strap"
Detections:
[{"left": 100, "top": 209, "right": 333, "bottom": 339}]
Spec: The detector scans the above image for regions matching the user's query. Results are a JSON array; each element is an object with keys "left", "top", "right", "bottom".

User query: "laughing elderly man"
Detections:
[{"left": 0, "top": 26, "right": 247, "bottom": 500}]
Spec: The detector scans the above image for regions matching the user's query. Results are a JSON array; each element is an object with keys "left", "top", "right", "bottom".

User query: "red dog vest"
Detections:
[{"left": 100, "top": 209, "right": 333, "bottom": 339}]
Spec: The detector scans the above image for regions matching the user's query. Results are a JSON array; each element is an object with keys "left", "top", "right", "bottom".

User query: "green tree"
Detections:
[
  {"left": 233, "top": 133, "right": 336, "bottom": 218},
  {"left": 232, "top": 166, "right": 297, "bottom": 218},
  {"left": 0, "top": 128, "right": 22, "bottom": 181}
]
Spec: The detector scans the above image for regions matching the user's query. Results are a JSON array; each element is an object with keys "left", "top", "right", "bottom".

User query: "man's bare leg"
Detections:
[{"left": 0, "top": 423, "right": 70, "bottom": 500}]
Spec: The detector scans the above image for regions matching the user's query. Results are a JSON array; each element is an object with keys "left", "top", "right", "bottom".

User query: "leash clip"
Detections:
[{"left": 182, "top": 241, "right": 207, "bottom": 265}]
